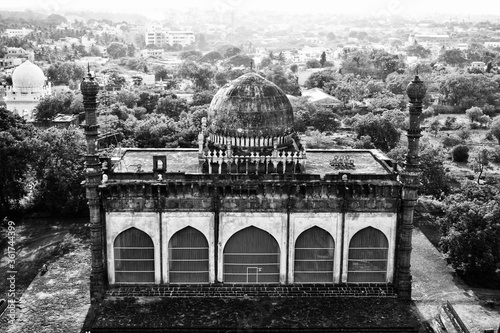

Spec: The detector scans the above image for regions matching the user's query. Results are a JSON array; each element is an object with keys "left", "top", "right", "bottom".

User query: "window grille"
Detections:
[
  {"left": 294, "top": 227, "right": 335, "bottom": 283},
  {"left": 114, "top": 227, "right": 155, "bottom": 283},
  {"left": 347, "top": 227, "right": 388, "bottom": 283},
  {"left": 168, "top": 227, "right": 209, "bottom": 283},
  {"left": 223, "top": 227, "right": 280, "bottom": 284}
]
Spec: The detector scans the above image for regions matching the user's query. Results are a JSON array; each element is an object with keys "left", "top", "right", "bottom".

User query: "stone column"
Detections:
[
  {"left": 81, "top": 72, "right": 105, "bottom": 302},
  {"left": 398, "top": 75, "right": 426, "bottom": 299}
]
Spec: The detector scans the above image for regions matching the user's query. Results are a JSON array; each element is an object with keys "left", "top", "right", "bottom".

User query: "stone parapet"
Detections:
[
  {"left": 106, "top": 284, "right": 397, "bottom": 298},
  {"left": 99, "top": 180, "right": 401, "bottom": 213}
]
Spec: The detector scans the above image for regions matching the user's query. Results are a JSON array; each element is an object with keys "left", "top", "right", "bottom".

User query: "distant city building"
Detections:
[
  {"left": 4, "top": 60, "right": 51, "bottom": 120},
  {"left": 140, "top": 49, "right": 165, "bottom": 58},
  {"left": 0, "top": 48, "right": 34, "bottom": 69},
  {"left": 484, "top": 41, "right": 500, "bottom": 49},
  {"left": 0, "top": 57, "right": 24, "bottom": 68},
  {"left": 470, "top": 61, "right": 486, "bottom": 70},
  {"left": 81, "top": 36, "right": 97, "bottom": 51},
  {"left": 145, "top": 24, "right": 195, "bottom": 47},
  {"left": 4, "top": 28, "right": 33, "bottom": 38},
  {"left": 407, "top": 34, "right": 450, "bottom": 47},
  {"left": 456, "top": 43, "right": 468, "bottom": 51}
]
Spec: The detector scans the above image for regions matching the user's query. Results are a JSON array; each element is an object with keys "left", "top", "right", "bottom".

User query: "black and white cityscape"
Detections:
[{"left": 0, "top": 1, "right": 500, "bottom": 332}]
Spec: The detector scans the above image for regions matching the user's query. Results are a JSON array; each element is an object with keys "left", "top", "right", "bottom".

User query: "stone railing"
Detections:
[
  {"left": 199, "top": 150, "right": 306, "bottom": 174},
  {"left": 207, "top": 133, "right": 294, "bottom": 148}
]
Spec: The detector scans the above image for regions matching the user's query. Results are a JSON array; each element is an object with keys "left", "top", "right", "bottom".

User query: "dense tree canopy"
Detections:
[
  {"left": 107, "top": 42, "right": 128, "bottom": 59},
  {"left": 46, "top": 62, "right": 85, "bottom": 86},
  {"left": 351, "top": 113, "right": 401, "bottom": 152},
  {"left": 405, "top": 44, "right": 432, "bottom": 58},
  {"left": 0, "top": 109, "right": 36, "bottom": 217},
  {"left": 30, "top": 127, "right": 87, "bottom": 214},
  {"left": 34, "top": 92, "right": 83, "bottom": 120},
  {"left": 439, "top": 183, "right": 500, "bottom": 278}
]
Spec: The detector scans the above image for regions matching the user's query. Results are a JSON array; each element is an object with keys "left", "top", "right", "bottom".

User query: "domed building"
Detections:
[
  {"left": 199, "top": 73, "right": 305, "bottom": 174},
  {"left": 81, "top": 71, "right": 426, "bottom": 330},
  {"left": 4, "top": 60, "right": 51, "bottom": 119}
]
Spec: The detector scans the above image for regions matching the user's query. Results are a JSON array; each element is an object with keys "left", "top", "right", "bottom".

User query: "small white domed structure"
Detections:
[
  {"left": 12, "top": 60, "right": 46, "bottom": 91},
  {"left": 4, "top": 60, "right": 51, "bottom": 120}
]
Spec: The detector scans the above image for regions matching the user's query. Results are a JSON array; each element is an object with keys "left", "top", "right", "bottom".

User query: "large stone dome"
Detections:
[
  {"left": 12, "top": 60, "right": 46, "bottom": 89},
  {"left": 208, "top": 73, "right": 294, "bottom": 137}
]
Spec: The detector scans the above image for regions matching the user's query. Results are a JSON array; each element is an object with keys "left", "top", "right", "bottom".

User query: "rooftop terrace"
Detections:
[{"left": 112, "top": 148, "right": 394, "bottom": 178}]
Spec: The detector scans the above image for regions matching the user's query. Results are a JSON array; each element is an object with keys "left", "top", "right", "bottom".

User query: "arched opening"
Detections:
[
  {"left": 114, "top": 227, "right": 155, "bottom": 283},
  {"left": 347, "top": 227, "right": 388, "bottom": 283},
  {"left": 168, "top": 227, "right": 209, "bottom": 283},
  {"left": 294, "top": 227, "right": 335, "bottom": 283},
  {"left": 223, "top": 226, "right": 280, "bottom": 284}
]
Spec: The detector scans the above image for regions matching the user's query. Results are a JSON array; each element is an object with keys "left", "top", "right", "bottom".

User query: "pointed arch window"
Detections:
[
  {"left": 294, "top": 227, "right": 335, "bottom": 283},
  {"left": 347, "top": 227, "right": 388, "bottom": 283},
  {"left": 168, "top": 227, "right": 209, "bottom": 283},
  {"left": 114, "top": 227, "right": 155, "bottom": 283},
  {"left": 223, "top": 227, "right": 280, "bottom": 284}
]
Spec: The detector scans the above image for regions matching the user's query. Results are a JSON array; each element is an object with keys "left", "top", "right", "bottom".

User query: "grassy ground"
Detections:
[{"left": 0, "top": 217, "right": 89, "bottom": 302}]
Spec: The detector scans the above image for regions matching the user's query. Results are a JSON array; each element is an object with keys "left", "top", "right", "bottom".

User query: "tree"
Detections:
[
  {"left": 127, "top": 43, "right": 136, "bottom": 57},
  {"left": 319, "top": 51, "right": 326, "bottom": 68},
  {"left": 309, "top": 108, "right": 340, "bottom": 132},
  {"left": 439, "top": 183, "right": 500, "bottom": 278},
  {"left": 352, "top": 113, "right": 401, "bottom": 152},
  {"left": 405, "top": 44, "right": 431, "bottom": 58},
  {"left": 191, "top": 91, "right": 214, "bottom": 106},
  {"left": 154, "top": 66, "right": 170, "bottom": 81},
  {"left": 137, "top": 92, "right": 160, "bottom": 113},
  {"left": 199, "top": 51, "right": 223, "bottom": 64},
  {"left": 224, "top": 54, "right": 253, "bottom": 68},
  {"left": 429, "top": 118, "right": 441, "bottom": 137},
  {"left": 133, "top": 114, "right": 179, "bottom": 148},
  {"left": 489, "top": 116, "right": 500, "bottom": 144},
  {"left": 306, "top": 59, "right": 321, "bottom": 69},
  {"left": 155, "top": 95, "right": 189, "bottom": 120},
  {"left": 470, "top": 148, "right": 491, "bottom": 184},
  {"left": 180, "top": 50, "right": 202, "bottom": 60},
  {"left": 179, "top": 62, "right": 215, "bottom": 91},
  {"left": 46, "top": 62, "right": 85, "bottom": 86},
  {"left": 34, "top": 93, "right": 78, "bottom": 120},
  {"left": 439, "top": 73, "right": 498, "bottom": 110},
  {"left": 333, "top": 78, "right": 367, "bottom": 107},
  {"left": 30, "top": 127, "right": 87, "bottom": 214},
  {"left": 452, "top": 145, "right": 469, "bottom": 162},
  {"left": 224, "top": 47, "right": 241, "bottom": 58},
  {"left": 262, "top": 65, "right": 301, "bottom": 96},
  {"left": 0, "top": 109, "right": 36, "bottom": 217},
  {"left": 419, "top": 146, "right": 450, "bottom": 198},
  {"left": 478, "top": 114, "right": 492, "bottom": 129},
  {"left": 438, "top": 48, "right": 468, "bottom": 67},
  {"left": 466, "top": 106, "right": 484, "bottom": 123},
  {"left": 260, "top": 57, "right": 272, "bottom": 68},
  {"left": 214, "top": 71, "right": 228, "bottom": 87},
  {"left": 112, "top": 90, "right": 138, "bottom": 109},
  {"left": 304, "top": 70, "right": 338, "bottom": 89},
  {"left": 107, "top": 42, "right": 127, "bottom": 59}
]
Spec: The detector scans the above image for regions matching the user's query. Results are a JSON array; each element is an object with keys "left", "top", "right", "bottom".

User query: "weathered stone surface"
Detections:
[{"left": 208, "top": 73, "right": 294, "bottom": 138}]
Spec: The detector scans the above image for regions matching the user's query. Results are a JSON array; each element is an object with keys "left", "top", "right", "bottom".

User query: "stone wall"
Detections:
[{"left": 105, "top": 210, "right": 397, "bottom": 286}]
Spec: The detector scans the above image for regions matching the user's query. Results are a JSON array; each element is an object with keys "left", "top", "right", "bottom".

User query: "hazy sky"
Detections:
[{"left": 2, "top": 0, "right": 500, "bottom": 17}]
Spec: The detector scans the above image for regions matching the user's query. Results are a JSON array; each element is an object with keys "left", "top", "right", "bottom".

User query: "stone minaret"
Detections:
[
  {"left": 81, "top": 71, "right": 105, "bottom": 301},
  {"left": 397, "top": 74, "right": 426, "bottom": 299}
]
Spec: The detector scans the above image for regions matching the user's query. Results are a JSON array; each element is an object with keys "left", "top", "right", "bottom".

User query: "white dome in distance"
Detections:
[{"left": 12, "top": 60, "right": 46, "bottom": 89}]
